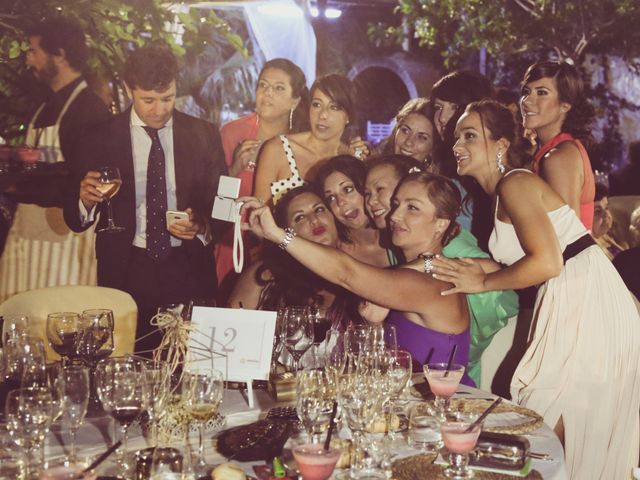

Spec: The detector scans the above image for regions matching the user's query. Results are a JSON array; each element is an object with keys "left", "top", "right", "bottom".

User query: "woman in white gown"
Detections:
[{"left": 431, "top": 99, "right": 640, "bottom": 479}]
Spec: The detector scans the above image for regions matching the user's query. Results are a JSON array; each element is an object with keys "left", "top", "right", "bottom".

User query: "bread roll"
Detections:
[
  {"left": 211, "top": 462, "right": 245, "bottom": 480},
  {"left": 367, "top": 413, "right": 400, "bottom": 433},
  {"left": 330, "top": 438, "right": 353, "bottom": 469}
]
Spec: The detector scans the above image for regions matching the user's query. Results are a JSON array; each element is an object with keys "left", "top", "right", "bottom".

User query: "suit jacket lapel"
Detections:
[{"left": 111, "top": 109, "right": 136, "bottom": 231}]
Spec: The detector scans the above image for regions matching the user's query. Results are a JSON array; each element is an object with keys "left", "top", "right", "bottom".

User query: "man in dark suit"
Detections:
[{"left": 64, "top": 45, "right": 226, "bottom": 354}]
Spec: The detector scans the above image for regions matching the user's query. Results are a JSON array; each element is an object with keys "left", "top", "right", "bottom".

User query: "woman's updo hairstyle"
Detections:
[
  {"left": 260, "top": 58, "right": 310, "bottom": 132},
  {"left": 464, "top": 100, "right": 534, "bottom": 170},
  {"left": 397, "top": 172, "right": 462, "bottom": 246},
  {"left": 521, "top": 61, "right": 595, "bottom": 147},
  {"left": 366, "top": 154, "right": 422, "bottom": 181}
]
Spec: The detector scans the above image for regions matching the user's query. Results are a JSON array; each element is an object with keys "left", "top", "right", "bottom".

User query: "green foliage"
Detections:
[
  {"left": 0, "top": 0, "right": 246, "bottom": 142},
  {"left": 369, "top": 0, "right": 640, "bottom": 69}
]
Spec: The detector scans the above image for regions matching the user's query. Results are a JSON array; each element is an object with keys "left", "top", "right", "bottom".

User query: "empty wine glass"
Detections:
[
  {"left": 1, "top": 314, "right": 29, "bottom": 346},
  {"left": 46, "top": 312, "right": 81, "bottom": 366},
  {"left": 283, "top": 307, "right": 313, "bottom": 372},
  {"left": 142, "top": 359, "right": 171, "bottom": 446},
  {"left": 4, "top": 335, "right": 46, "bottom": 387},
  {"left": 182, "top": 367, "right": 224, "bottom": 474},
  {"left": 56, "top": 365, "right": 89, "bottom": 463},
  {"left": 296, "top": 369, "right": 336, "bottom": 444},
  {"left": 17, "top": 386, "right": 54, "bottom": 476},
  {"left": 96, "top": 166, "right": 124, "bottom": 233}
]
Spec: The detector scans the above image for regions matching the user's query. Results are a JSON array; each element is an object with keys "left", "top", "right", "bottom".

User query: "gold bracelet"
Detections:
[{"left": 278, "top": 227, "right": 297, "bottom": 250}]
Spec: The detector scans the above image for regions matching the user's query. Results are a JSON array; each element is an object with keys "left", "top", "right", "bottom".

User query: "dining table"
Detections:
[{"left": 43, "top": 380, "right": 567, "bottom": 480}]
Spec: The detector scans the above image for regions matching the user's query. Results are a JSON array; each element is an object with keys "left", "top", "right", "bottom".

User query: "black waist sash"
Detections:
[{"left": 563, "top": 234, "right": 596, "bottom": 264}]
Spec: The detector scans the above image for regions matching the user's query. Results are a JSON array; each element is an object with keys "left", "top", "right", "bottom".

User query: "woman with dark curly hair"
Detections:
[
  {"left": 520, "top": 61, "right": 596, "bottom": 230},
  {"left": 228, "top": 185, "right": 356, "bottom": 330},
  {"left": 315, "top": 155, "right": 394, "bottom": 267}
]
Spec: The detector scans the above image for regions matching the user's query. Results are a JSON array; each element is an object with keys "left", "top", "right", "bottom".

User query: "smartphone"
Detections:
[{"left": 165, "top": 210, "right": 189, "bottom": 226}]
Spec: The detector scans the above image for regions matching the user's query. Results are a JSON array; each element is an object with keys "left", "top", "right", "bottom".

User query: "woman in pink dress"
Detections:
[
  {"left": 215, "top": 59, "right": 309, "bottom": 297},
  {"left": 520, "top": 61, "right": 596, "bottom": 230}
]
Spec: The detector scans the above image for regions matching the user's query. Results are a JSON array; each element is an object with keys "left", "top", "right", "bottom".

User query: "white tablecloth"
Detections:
[{"left": 46, "top": 384, "right": 567, "bottom": 479}]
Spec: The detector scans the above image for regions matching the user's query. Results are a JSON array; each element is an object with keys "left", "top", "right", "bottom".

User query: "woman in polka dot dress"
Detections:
[{"left": 254, "top": 74, "right": 370, "bottom": 205}]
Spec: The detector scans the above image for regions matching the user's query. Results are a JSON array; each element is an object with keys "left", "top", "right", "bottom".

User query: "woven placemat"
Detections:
[
  {"left": 392, "top": 454, "right": 543, "bottom": 479},
  {"left": 450, "top": 399, "right": 543, "bottom": 434}
]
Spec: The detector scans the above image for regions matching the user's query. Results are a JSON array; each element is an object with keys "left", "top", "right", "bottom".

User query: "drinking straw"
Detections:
[
  {"left": 424, "top": 347, "right": 435, "bottom": 366},
  {"left": 323, "top": 401, "right": 339, "bottom": 451},
  {"left": 80, "top": 439, "right": 122, "bottom": 475},
  {"left": 443, "top": 344, "right": 458, "bottom": 378},
  {"left": 464, "top": 397, "right": 503, "bottom": 433}
]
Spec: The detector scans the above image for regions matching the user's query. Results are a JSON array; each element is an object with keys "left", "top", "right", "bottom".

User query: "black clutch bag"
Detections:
[
  {"left": 216, "top": 419, "right": 292, "bottom": 462},
  {"left": 470, "top": 431, "right": 530, "bottom": 470}
]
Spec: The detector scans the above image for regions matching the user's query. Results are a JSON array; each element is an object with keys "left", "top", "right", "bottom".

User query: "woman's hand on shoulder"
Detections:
[
  {"left": 430, "top": 256, "right": 487, "bottom": 295},
  {"left": 238, "top": 197, "right": 284, "bottom": 243}
]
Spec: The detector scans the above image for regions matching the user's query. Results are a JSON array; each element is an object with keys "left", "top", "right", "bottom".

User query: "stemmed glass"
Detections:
[
  {"left": 4, "top": 334, "right": 46, "bottom": 388},
  {"left": 96, "top": 357, "right": 147, "bottom": 474},
  {"left": 440, "top": 413, "right": 482, "bottom": 479},
  {"left": 96, "top": 166, "right": 124, "bottom": 233},
  {"left": 12, "top": 387, "right": 54, "bottom": 477},
  {"left": 1, "top": 314, "right": 29, "bottom": 345},
  {"left": 142, "top": 359, "right": 171, "bottom": 447},
  {"left": 77, "top": 310, "right": 115, "bottom": 363},
  {"left": 56, "top": 365, "right": 90, "bottom": 463},
  {"left": 296, "top": 369, "right": 337, "bottom": 444},
  {"left": 338, "top": 372, "right": 385, "bottom": 479},
  {"left": 283, "top": 307, "right": 314, "bottom": 372},
  {"left": 385, "top": 349, "right": 412, "bottom": 407},
  {"left": 46, "top": 312, "right": 81, "bottom": 366},
  {"left": 150, "top": 443, "right": 194, "bottom": 480},
  {"left": 182, "top": 367, "right": 224, "bottom": 474},
  {"left": 270, "top": 308, "right": 287, "bottom": 375},
  {"left": 423, "top": 362, "right": 465, "bottom": 420}
]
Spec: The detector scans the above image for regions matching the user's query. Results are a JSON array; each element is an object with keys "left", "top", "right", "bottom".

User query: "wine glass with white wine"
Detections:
[{"left": 96, "top": 166, "right": 124, "bottom": 233}]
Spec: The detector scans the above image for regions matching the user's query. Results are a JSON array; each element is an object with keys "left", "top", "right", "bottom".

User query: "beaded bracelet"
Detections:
[{"left": 278, "top": 227, "right": 297, "bottom": 250}]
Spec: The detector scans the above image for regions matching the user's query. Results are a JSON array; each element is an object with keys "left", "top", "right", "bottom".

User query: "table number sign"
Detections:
[{"left": 188, "top": 307, "right": 276, "bottom": 407}]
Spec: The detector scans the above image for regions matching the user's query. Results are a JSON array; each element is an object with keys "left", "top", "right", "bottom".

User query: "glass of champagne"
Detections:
[
  {"left": 96, "top": 166, "right": 124, "bottom": 233},
  {"left": 142, "top": 359, "right": 171, "bottom": 447},
  {"left": 423, "top": 362, "right": 465, "bottom": 419},
  {"left": 182, "top": 367, "right": 224, "bottom": 474},
  {"left": 56, "top": 364, "right": 90, "bottom": 463}
]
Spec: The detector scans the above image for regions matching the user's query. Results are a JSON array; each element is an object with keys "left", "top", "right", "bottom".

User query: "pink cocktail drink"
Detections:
[
  {"left": 293, "top": 444, "right": 341, "bottom": 480},
  {"left": 40, "top": 466, "right": 97, "bottom": 480},
  {"left": 440, "top": 418, "right": 481, "bottom": 479},
  {"left": 441, "top": 423, "right": 481, "bottom": 453},
  {"left": 423, "top": 363, "right": 465, "bottom": 419},
  {"left": 426, "top": 370, "right": 463, "bottom": 398}
]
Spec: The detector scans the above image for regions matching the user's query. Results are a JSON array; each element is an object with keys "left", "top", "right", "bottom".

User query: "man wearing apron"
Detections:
[{"left": 0, "top": 17, "right": 110, "bottom": 302}]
